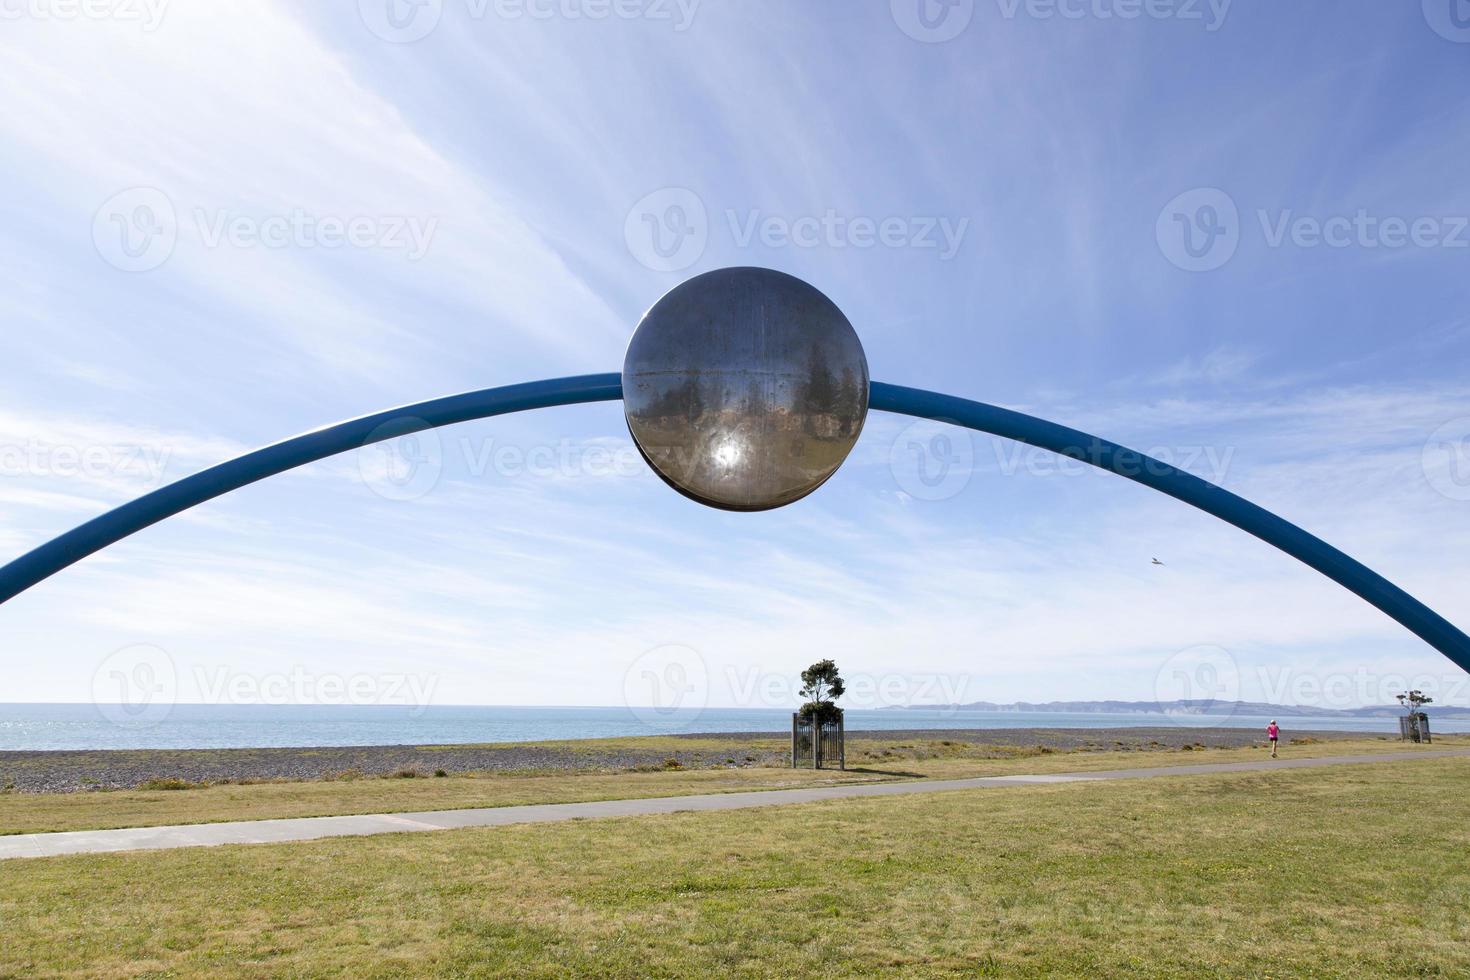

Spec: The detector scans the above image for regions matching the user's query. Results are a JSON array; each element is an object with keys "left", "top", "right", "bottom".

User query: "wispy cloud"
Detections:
[
  {"left": 1, "top": 1, "right": 1465, "bottom": 712},
  {"left": 1151, "top": 347, "right": 1261, "bottom": 387}
]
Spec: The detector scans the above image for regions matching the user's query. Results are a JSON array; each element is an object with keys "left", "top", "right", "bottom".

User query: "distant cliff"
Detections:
[{"left": 880, "top": 699, "right": 1470, "bottom": 718}]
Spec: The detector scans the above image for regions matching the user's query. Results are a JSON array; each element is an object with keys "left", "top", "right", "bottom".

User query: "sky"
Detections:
[{"left": 1, "top": 0, "right": 1469, "bottom": 720}]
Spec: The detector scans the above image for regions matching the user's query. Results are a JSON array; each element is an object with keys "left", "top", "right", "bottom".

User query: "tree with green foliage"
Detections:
[
  {"left": 1397, "top": 689, "right": 1434, "bottom": 742},
  {"left": 1396, "top": 690, "right": 1434, "bottom": 715},
  {"left": 799, "top": 659, "right": 845, "bottom": 724}
]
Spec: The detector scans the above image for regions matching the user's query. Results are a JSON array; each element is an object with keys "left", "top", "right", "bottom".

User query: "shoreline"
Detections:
[{"left": 0, "top": 726, "right": 1378, "bottom": 794}]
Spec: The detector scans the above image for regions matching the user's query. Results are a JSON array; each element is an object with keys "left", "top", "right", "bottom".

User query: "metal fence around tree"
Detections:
[
  {"left": 1400, "top": 712, "right": 1432, "bottom": 743},
  {"left": 792, "top": 712, "right": 844, "bottom": 769}
]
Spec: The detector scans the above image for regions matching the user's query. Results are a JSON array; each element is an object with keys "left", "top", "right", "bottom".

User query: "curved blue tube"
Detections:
[
  {"left": 870, "top": 382, "right": 1470, "bottom": 674},
  {"left": 2, "top": 374, "right": 1466, "bottom": 680},
  {"left": 0, "top": 374, "right": 624, "bottom": 606}
]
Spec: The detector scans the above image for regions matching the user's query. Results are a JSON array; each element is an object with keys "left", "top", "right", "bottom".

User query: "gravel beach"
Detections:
[{"left": 0, "top": 727, "right": 1371, "bottom": 794}]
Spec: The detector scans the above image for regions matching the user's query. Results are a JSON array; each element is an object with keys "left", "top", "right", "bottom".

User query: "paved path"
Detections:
[{"left": 3, "top": 750, "right": 1466, "bottom": 861}]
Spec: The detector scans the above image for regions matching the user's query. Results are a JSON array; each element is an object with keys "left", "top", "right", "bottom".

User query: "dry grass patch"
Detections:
[{"left": 2, "top": 735, "right": 1461, "bottom": 836}]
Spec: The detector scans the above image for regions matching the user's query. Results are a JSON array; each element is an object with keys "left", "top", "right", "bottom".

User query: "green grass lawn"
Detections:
[
  {"left": 3, "top": 734, "right": 1458, "bottom": 835},
  {"left": 2, "top": 756, "right": 1467, "bottom": 977}
]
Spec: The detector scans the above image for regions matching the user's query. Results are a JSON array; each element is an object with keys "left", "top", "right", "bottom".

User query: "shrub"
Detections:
[
  {"left": 138, "top": 778, "right": 201, "bottom": 791},
  {"left": 662, "top": 757, "right": 684, "bottom": 770},
  {"left": 434, "top": 769, "right": 448, "bottom": 778}
]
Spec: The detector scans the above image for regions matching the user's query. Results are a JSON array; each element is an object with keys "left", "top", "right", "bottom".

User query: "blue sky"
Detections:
[{"left": 2, "top": 0, "right": 1469, "bottom": 717}]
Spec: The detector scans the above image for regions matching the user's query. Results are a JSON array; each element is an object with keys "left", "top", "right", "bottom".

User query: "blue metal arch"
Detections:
[
  {"left": 2, "top": 375, "right": 1466, "bottom": 676},
  {"left": 870, "top": 383, "right": 1470, "bottom": 674},
  {"left": 0, "top": 374, "right": 624, "bottom": 607}
]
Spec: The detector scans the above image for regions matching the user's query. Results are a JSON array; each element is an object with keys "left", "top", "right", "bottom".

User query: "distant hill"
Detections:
[{"left": 880, "top": 699, "right": 1470, "bottom": 718}]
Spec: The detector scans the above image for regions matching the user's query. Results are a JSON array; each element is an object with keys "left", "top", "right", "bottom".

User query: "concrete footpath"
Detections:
[{"left": 3, "top": 749, "right": 1466, "bottom": 861}]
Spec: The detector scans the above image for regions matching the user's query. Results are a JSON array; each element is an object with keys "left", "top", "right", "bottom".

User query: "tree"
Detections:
[
  {"left": 1396, "top": 690, "right": 1434, "bottom": 715},
  {"left": 1397, "top": 690, "right": 1434, "bottom": 744},
  {"left": 799, "top": 659, "right": 845, "bottom": 724}
]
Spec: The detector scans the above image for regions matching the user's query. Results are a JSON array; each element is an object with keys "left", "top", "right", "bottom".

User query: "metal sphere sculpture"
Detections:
[
  {"left": 0, "top": 266, "right": 1467, "bottom": 683},
  {"left": 622, "top": 267, "right": 869, "bottom": 511}
]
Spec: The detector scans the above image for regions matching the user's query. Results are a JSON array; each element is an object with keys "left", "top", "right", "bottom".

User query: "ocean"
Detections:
[{"left": 0, "top": 703, "right": 1454, "bottom": 752}]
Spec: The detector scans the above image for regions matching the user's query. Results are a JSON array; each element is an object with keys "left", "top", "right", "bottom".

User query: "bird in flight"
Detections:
[{"left": 1152, "top": 558, "right": 1165, "bottom": 566}]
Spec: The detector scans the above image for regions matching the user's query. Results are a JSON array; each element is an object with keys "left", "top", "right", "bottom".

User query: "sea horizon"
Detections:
[{"left": 2, "top": 702, "right": 1459, "bottom": 753}]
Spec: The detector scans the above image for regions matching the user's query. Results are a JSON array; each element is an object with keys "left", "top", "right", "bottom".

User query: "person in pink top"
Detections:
[{"left": 1267, "top": 720, "right": 1280, "bottom": 758}]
